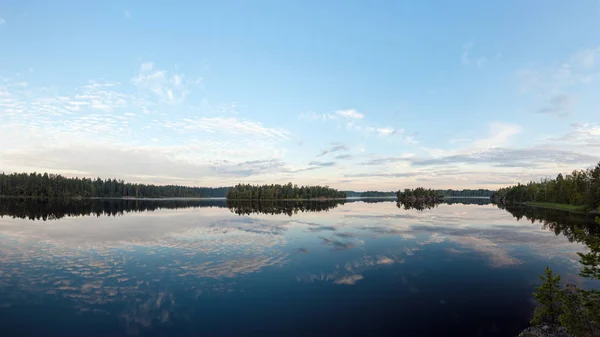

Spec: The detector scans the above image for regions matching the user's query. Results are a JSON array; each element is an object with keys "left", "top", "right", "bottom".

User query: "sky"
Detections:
[{"left": 0, "top": 0, "right": 599, "bottom": 191}]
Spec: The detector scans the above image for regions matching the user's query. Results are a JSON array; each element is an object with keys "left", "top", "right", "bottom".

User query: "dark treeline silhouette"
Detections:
[
  {"left": 344, "top": 191, "right": 362, "bottom": 198},
  {"left": 437, "top": 189, "right": 495, "bottom": 197},
  {"left": 0, "top": 197, "right": 227, "bottom": 221},
  {"left": 359, "top": 191, "right": 396, "bottom": 197},
  {"left": 226, "top": 199, "right": 344, "bottom": 216},
  {"left": 397, "top": 187, "right": 441, "bottom": 203},
  {"left": 353, "top": 198, "right": 396, "bottom": 204},
  {"left": 0, "top": 172, "right": 229, "bottom": 199},
  {"left": 499, "top": 204, "right": 600, "bottom": 335},
  {"left": 397, "top": 187, "right": 494, "bottom": 203},
  {"left": 491, "top": 161, "right": 600, "bottom": 211},
  {"left": 226, "top": 183, "right": 346, "bottom": 200}
]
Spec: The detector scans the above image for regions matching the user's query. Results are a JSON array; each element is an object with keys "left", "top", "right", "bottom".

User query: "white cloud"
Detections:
[
  {"left": 131, "top": 62, "right": 191, "bottom": 104},
  {"left": 163, "top": 117, "right": 290, "bottom": 140},
  {"left": 472, "top": 122, "right": 523, "bottom": 149},
  {"left": 334, "top": 274, "right": 363, "bottom": 285},
  {"left": 335, "top": 109, "right": 364, "bottom": 119},
  {"left": 300, "top": 109, "right": 364, "bottom": 121},
  {"left": 517, "top": 46, "right": 599, "bottom": 116},
  {"left": 570, "top": 46, "right": 600, "bottom": 68}
]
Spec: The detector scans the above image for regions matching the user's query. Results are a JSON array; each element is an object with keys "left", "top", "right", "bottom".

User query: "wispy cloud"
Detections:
[
  {"left": 461, "top": 43, "right": 487, "bottom": 68},
  {"left": 335, "top": 109, "right": 364, "bottom": 119},
  {"left": 300, "top": 109, "right": 364, "bottom": 121},
  {"left": 570, "top": 46, "right": 600, "bottom": 68},
  {"left": 131, "top": 62, "right": 190, "bottom": 104},
  {"left": 163, "top": 117, "right": 290, "bottom": 140},
  {"left": 536, "top": 93, "right": 575, "bottom": 116},
  {"left": 317, "top": 143, "right": 348, "bottom": 157},
  {"left": 307, "top": 161, "right": 336, "bottom": 167},
  {"left": 517, "top": 46, "right": 599, "bottom": 118}
]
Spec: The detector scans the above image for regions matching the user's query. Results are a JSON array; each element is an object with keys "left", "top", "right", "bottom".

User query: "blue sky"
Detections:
[{"left": 1, "top": 0, "right": 599, "bottom": 190}]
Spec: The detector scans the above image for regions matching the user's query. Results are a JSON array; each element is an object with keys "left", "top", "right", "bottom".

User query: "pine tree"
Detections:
[{"left": 531, "top": 266, "right": 562, "bottom": 326}]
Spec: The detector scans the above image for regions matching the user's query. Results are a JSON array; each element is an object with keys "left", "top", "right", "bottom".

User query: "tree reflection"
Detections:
[
  {"left": 396, "top": 197, "right": 492, "bottom": 211},
  {"left": 226, "top": 199, "right": 345, "bottom": 216},
  {"left": 0, "top": 197, "right": 227, "bottom": 221}
]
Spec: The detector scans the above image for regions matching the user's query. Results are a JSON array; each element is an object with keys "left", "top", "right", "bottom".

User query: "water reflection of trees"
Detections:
[
  {"left": 397, "top": 197, "right": 492, "bottom": 211},
  {"left": 498, "top": 204, "right": 600, "bottom": 246},
  {"left": 226, "top": 200, "right": 345, "bottom": 216},
  {"left": 0, "top": 197, "right": 227, "bottom": 221},
  {"left": 499, "top": 204, "right": 600, "bottom": 333}
]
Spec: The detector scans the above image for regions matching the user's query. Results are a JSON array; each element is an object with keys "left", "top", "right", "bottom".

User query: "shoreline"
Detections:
[{"left": 524, "top": 202, "right": 588, "bottom": 213}]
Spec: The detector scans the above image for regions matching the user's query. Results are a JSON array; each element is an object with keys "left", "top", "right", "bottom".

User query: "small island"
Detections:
[{"left": 225, "top": 183, "right": 346, "bottom": 200}]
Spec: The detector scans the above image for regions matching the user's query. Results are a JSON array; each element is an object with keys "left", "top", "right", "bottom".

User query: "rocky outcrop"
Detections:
[{"left": 518, "top": 325, "right": 569, "bottom": 337}]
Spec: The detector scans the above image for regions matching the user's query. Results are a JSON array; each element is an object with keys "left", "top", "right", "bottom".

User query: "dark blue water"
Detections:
[{"left": 0, "top": 200, "right": 596, "bottom": 336}]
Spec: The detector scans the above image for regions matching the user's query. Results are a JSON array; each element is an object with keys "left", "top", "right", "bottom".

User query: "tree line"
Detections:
[
  {"left": 226, "top": 183, "right": 346, "bottom": 200},
  {"left": 436, "top": 189, "right": 494, "bottom": 197},
  {"left": 491, "top": 161, "right": 600, "bottom": 211},
  {"left": 397, "top": 187, "right": 442, "bottom": 203},
  {"left": 397, "top": 187, "right": 495, "bottom": 202},
  {"left": 0, "top": 172, "right": 229, "bottom": 199},
  {"left": 360, "top": 191, "right": 396, "bottom": 197}
]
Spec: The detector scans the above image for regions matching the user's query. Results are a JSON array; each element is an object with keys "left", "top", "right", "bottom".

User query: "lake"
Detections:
[{"left": 0, "top": 198, "right": 598, "bottom": 337}]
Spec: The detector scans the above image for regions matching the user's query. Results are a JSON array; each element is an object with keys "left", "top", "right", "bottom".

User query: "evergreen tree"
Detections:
[{"left": 531, "top": 266, "right": 562, "bottom": 326}]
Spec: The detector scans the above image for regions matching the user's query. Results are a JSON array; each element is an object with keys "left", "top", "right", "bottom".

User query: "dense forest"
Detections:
[
  {"left": 397, "top": 187, "right": 442, "bottom": 203},
  {"left": 397, "top": 188, "right": 494, "bottom": 203},
  {"left": 0, "top": 172, "right": 229, "bottom": 198},
  {"left": 359, "top": 191, "right": 396, "bottom": 197},
  {"left": 437, "top": 189, "right": 495, "bottom": 197},
  {"left": 491, "top": 161, "right": 600, "bottom": 212},
  {"left": 226, "top": 183, "right": 346, "bottom": 200}
]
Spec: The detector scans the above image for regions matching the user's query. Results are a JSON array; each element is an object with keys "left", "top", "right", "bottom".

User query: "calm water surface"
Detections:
[{"left": 0, "top": 199, "right": 597, "bottom": 337}]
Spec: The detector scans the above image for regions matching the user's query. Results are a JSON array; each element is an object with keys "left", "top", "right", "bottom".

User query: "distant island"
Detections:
[
  {"left": 358, "top": 191, "right": 396, "bottom": 198},
  {"left": 226, "top": 183, "right": 346, "bottom": 200},
  {"left": 396, "top": 188, "right": 494, "bottom": 204}
]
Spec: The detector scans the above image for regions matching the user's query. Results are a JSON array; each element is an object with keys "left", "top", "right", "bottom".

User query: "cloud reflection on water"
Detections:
[{"left": 0, "top": 200, "right": 594, "bottom": 335}]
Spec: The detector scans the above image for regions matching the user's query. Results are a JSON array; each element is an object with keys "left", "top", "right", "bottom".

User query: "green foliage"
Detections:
[
  {"left": 492, "top": 161, "right": 600, "bottom": 211},
  {"left": 360, "top": 191, "right": 396, "bottom": 197},
  {"left": 435, "top": 189, "right": 495, "bottom": 197},
  {"left": 527, "top": 202, "right": 588, "bottom": 212},
  {"left": 397, "top": 188, "right": 494, "bottom": 202},
  {"left": 559, "top": 288, "right": 600, "bottom": 337},
  {"left": 0, "top": 172, "right": 228, "bottom": 198},
  {"left": 226, "top": 183, "right": 346, "bottom": 200},
  {"left": 397, "top": 187, "right": 441, "bottom": 202},
  {"left": 531, "top": 266, "right": 562, "bottom": 326}
]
